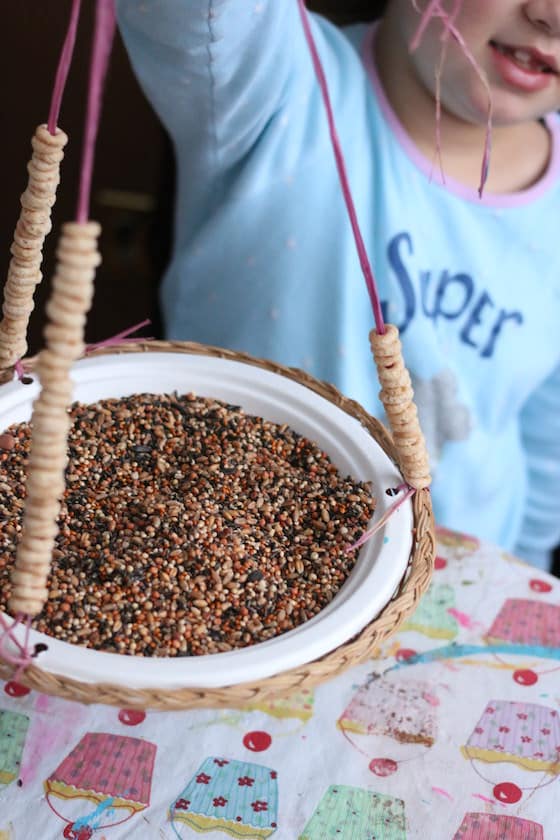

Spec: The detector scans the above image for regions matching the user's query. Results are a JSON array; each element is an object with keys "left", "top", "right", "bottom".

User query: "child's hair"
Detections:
[{"left": 307, "top": 1, "right": 387, "bottom": 25}]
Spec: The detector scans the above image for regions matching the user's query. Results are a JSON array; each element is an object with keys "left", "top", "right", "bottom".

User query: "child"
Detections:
[{"left": 115, "top": 0, "right": 560, "bottom": 569}]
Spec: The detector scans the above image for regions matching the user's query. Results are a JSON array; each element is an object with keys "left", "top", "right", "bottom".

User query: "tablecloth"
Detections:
[{"left": 0, "top": 526, "right": 558, "bottom": 839}]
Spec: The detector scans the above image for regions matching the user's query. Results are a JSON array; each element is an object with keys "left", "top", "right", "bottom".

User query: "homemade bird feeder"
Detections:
[{"left": 0, "top": 0, "right": 434, "bottom": 710}]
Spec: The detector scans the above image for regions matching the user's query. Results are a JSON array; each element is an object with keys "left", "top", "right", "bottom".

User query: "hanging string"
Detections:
[
  {"left": 8, "top": 0, "right": 116, "bottom": 619},
  {"left": 298, "top": 3, "right": 435, "bottom": 552},
  {"left": 9, "top": 0, "right": 115, "bottom": 383},
  {"left": 0, "top": 0, "right": 81, "bottom": 656},
  {"left": 47, "top": 0, "right": 83, "bottom": 135},
  {"left": 76, "top": 0, "right": 116, "bottom": 223},
  {"left": 1, "top": 2, "right": 116, "bottom": 672},
  {"left": 296, "top": 0, "right": 385, "bottom": 335},
  {"left": 6, "top": 0, "right": 81, "bottom": 384},
  {"left": 4, "top": 0, "right": 82, "bottom": 385}
]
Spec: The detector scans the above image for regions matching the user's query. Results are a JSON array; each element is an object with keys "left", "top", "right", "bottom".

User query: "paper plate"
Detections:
[{"left": 0, "top": 351, "right": 412, "bottom": 689}]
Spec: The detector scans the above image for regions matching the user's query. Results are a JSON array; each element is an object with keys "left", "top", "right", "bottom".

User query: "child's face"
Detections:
[{"left": 396, "top": 0, "right": 560, "bottom": 126}]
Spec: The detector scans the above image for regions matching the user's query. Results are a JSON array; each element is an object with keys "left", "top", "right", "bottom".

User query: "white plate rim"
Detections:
[{"left": 0, "top": 351, "right": 412, "bottom": 689}]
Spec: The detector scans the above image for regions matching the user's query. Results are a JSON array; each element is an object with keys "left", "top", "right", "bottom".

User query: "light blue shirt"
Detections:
[{"left": 116, "top": 0, "right": 560, "bottom": 568}]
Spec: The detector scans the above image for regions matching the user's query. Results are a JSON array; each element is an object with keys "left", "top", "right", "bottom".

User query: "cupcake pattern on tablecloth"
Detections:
[
  {"left": 0, "top": 709, "right": 29, "bottom": 789},
  {"left": 436, "top": 527, "right": 480, "bottom": 555},
  {"left": 485, "top": 599, "right": 560, "bottom": 648},
  {"left": 244, "top": 689, "right": 315, "bottom": 723},
  {"left": 338, "top": 677, "right": 437, "bottom": 747},
  {"left": 170, "top": 757, "right": 278, "bottom": 838},
  {"left": 461, "top": 700, "right": 560, "bottom": 773},
  {"left": 45, "top": 732, "right": 156, "bottom": 834},
  {"left": 402, "top": 583, "right": 458, "bottom": 640},
  {"left": 453, "top": 812, "right": 543, "bottom": 839},
  {"left": 299, "top": 785, "right": 406, "bottom": 840}
]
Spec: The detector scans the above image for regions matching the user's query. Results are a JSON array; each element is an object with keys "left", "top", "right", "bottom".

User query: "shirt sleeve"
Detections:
[
  {"left": 514, "top": 361, "right": 560, "bottom": 569},
  {"left": 115, "top": 0, "right": 345, "bottom": 237},
  {"left": 115, "top": 0, "right": 315, "bottom": 167}
]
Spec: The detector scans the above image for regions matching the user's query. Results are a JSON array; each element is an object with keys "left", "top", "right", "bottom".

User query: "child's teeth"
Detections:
[
  {"left": 493, "top": 41, "right": 552, "bottom": 72},
  {"left": 513, "top": 49, "right": 533, "bottom": 66}
]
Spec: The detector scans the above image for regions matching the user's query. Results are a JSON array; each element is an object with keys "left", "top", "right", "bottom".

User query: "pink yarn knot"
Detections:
[
  {"left": 14, "top": 360, "right": 27, "bottom": 382},
  {"left": 0, "top": 612, "right": 34, "bottom": 684}
]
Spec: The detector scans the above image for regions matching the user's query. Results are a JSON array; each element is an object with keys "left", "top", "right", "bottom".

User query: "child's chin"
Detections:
[
  {"left": 465, "top": 87, "right": 544, "bottom": 128},
  {"left": 490, "top": 83, "right": 560, "bottom": 125},
  {"left": 491, "top": 100, "right": 551, "bottom": 127}
]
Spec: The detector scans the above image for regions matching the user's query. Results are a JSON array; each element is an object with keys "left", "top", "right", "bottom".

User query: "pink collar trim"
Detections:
[{"left": 361, "top": 24, "right": 560, "bottom": 208}]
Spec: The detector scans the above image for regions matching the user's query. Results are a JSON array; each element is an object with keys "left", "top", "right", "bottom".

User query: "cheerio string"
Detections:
[
  {"left": 5, "top": 0, "right": 80, "bottom": 384},
  {"left": 10, "top": 0, "right": 114, "bottom": 382},
  {"left": 76, "top": 0, "right": 116, "bottom": 223},
  {"left": 298, "top": 2, "right": 433, "bottom": 551},
  {"left": 1, "top": 2, "right": 116, "bottom": 663},
  {"left": 47, "top": 0, "right": 83, "bottom": 135},
  {"left": 6, "top": 0, "right": 82, "bottom": 384},
  {"left": 297, "top": 0, "right": 386, "bottom": 335}
]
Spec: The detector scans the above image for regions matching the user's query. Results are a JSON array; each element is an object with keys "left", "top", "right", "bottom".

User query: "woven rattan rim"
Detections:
[{"left": 0, "top": 340, "right": 434, "bottom": 709}]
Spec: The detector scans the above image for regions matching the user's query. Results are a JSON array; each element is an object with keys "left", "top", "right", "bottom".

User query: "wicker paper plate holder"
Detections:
[{"left": 0, "top": 330, "right": 434, "bottom": 710}]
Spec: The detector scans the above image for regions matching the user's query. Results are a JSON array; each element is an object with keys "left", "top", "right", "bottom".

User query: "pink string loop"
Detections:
[
  {"left": 410, "top": 0, "right": 445, "bottom": 53},
  {"left": 76, "top": 0, "right": 117, "bottom": 223},
  {"left": 0, "top": 612, "right": 34, "bottom": 683},
  {"left": 85, "top": 319, "right": 154, "bottom": 353},
  {"left": 410, "top": 0, "right": 492, "bottom": 196},
  {"left": 48, "top": 0, "right": 83, "bottom": 135},
  {"left": 297, "top": 0, "right": 386, "bottom": 334}
]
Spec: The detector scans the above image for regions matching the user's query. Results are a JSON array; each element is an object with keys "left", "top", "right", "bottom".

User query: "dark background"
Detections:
[
  {"left": 1, "top": 2, "right": 558, "bottom": 575},
  {"left": 0, "top": 1, "right": 172, "bottom": 353}
]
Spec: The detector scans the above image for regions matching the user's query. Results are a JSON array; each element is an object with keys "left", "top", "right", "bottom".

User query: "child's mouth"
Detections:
[{"left": 489, "top": 40, "right": 558, "bottom": 92}]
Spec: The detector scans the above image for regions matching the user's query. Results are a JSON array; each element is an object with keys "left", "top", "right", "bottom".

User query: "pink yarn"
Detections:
[
  {"left": 76, "top": 0, "right": 116, "bottom": 223},
  {"left": 431, "top": 0, "right": 462, "bottom": 182},
  {"left": 410, "top": 0, "right": 444, "bottom": 52},
  {"left": 85, "top": 319, "right": 153, "bottom": 352},
  {"left": 298, "top": 3, "right": 419, "bottom": 546},
  {"left": 47, "top": 0, "right": 82, "bottom": 135},
  {"left": 0, "top": 613, "right": 34, "bottom": 683},
  {"left": 14, "top": 360, "right": 26, "bottom": 383},
  {"left": 297, "top": 0, "right": 386, "bottom": 334},
  {"left": 410, "top": 0, "right": 493, "bottom": 197},
  {"left": 346, "top": 484, "right": 415, "bottom": 552}
]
